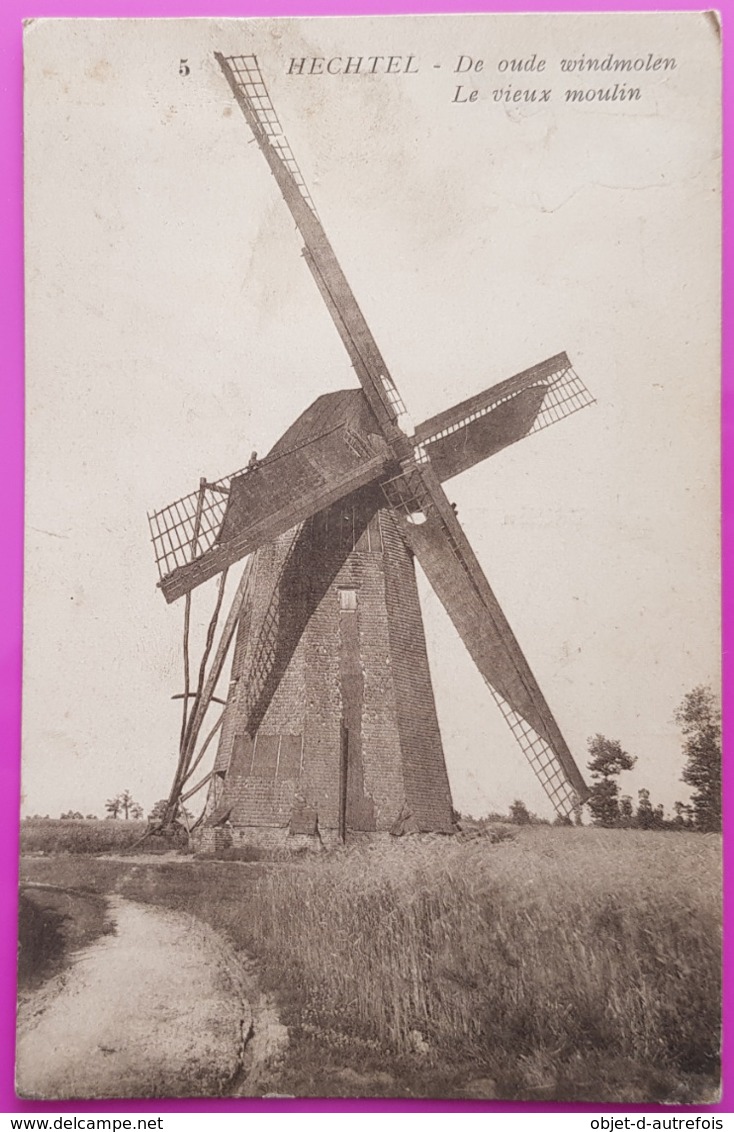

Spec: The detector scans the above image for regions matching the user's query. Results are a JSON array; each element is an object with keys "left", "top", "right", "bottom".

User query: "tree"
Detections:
[
  {"left": 148, "top": 799, "right": 167, "bottom": 824},
  {"left": 619, "top": 795, "right": 634, "bottom": 826},
  {"left": 636, "top": 787, "right": 654, "bottom": 830},
  {"left": 105, "top": 796, "right": 121, "bottom": 819},
  {"left": 117, "top": 789, "right": 138, "bottom": 820},
  {"left": 587, "top": 778, "right": 620, "bottom": 828},
  {"left": 105, "top": 792, "right": 143, "bottom": 820},
  {"left": 509, "top": 799, "right": 531, "bottom": 826},
  {"left": 672, "top": 801, "right": 687, "bottom": 828},
  {"left": 148, "top": 798, "right": 193, "bottom": 826},
  {"left": 675, "top": 685, "right": 721, "bottom": 832},
  {"left": 586, "top": 734, "right": 636, "bottom": 827},
  {"left": 673, "top": 800, "right": 695, "bottom": 829}
]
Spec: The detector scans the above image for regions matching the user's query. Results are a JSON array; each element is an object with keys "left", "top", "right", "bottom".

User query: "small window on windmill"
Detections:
[{"left": 338, "top": 588, "right": 357, "bottom": 612}]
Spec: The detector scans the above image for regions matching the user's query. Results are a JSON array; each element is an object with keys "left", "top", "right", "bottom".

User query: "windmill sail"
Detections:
[
  {"left": 393, "top": 463, "right": 589, "bottom": 816},
  {"left": 416, "top": 354, "right": 595, "bottom": 483},
  {"left": 215, "top": 53, "right": 413, "bottom": 458}
]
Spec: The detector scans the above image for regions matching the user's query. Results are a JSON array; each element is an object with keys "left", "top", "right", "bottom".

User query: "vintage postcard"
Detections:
[{"left": 19, "top": 13, "right": 721, "bottom": 1103}]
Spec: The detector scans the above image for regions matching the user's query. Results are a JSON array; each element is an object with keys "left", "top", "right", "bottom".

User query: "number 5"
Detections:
[{"left": 179, "top": 59, "right": 190, "bottom": 76}]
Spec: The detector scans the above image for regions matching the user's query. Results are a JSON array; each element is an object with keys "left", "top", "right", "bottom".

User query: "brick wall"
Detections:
[
  {"left": 381, "top": 511, "right": 454, "bottom": 832},
  {"left": 209, "top": 485, "right": 454, "bottom": 835}
]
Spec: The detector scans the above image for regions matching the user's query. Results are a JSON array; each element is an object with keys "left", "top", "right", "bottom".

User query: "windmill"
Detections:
[{"left": 148, "top": 52, "right": 594, "bottom": 844}]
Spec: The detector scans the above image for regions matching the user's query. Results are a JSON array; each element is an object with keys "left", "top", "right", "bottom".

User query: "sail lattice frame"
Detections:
[
  {"left": 148, "top": 468, "right": 247, "bottom": 580},
  {"left": 419, "top": 360, "right": 594, "bottom": 450},
  {"left": 489, "top": 687, "right": 580, "bottom": 818},
  {"left": 223, "top": 55, "right": 319, "bottom": 218}
]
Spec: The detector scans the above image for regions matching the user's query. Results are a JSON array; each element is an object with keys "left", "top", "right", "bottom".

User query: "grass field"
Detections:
[
  {"left": 18, "top": 827, "right": 721, "bottom": 1103},
  {"left": 21, "top": 818, "right": 149, "bottom": 855}
]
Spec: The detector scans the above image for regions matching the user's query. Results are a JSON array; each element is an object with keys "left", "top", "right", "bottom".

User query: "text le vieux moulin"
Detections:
[{"left": 286, "top": 52, "right": 677, "bottom": 104}]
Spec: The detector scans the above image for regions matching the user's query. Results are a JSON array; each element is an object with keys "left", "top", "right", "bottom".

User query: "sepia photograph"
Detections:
[{"left": 18, "top": 12, "right": 721, "bottom": 1104}]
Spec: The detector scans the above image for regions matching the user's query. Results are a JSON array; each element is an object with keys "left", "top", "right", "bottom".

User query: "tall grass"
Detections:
[
  {"left": 20, "top": 818, "right": 148, "bottom": 855},
  {"left": 240, "top": 829, "right": 720, "bottom": 1081}
]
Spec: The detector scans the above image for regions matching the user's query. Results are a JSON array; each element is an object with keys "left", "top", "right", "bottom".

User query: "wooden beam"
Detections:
[
  {"left": 181, "top": 770, "right": 215, "bottom": 804},
  {"left": 162, "top": 559, "right": 253, "bottom": 828},
  {"left": 178, "top": 557, "right": 254, "bottom": 763},
  {"left": 172, "top": 693, "right": 227, "bottom": 707}
]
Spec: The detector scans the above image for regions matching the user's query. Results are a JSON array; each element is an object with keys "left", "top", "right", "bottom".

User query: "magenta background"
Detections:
[{"left": 0, "top": 0, "right": 729, "bottom": 1114}]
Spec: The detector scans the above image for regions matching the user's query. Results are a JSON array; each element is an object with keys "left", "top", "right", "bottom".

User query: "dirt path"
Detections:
[{"left": 16, "top": 892, "right": 275, "bottom": 1099}]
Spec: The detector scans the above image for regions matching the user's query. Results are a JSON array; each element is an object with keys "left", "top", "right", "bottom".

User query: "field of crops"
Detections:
[
  {"left": 242, "top": 829, "right": 721, "bottom": 1100},
  {"left": 19, "top": 826, "right": 721, "bottom": 1102},
  {"left": 20, "top": 817, "right": 148, "bottom": 855}
]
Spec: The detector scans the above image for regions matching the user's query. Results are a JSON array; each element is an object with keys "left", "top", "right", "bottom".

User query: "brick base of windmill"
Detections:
[{"left": 197, "top": 490, "right": 454, "bottom": 852}]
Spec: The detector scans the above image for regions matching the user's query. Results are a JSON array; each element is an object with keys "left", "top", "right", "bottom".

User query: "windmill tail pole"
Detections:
[
  {"left": 182, "top": 710, "right": 225, "bottom": 789},
  {"left": 162, "top": 574, "right": 229, "bottom": 830},
  {"left": 161, "top": 584, "right": 224, "bottom": 832},
  {"left": 125, "top": 827, "right": 153, "bottom": 853},
  {"left": 181, "top": 566, "right": 229, "bottom": 763},
  {"left": 180, "top": 479, "right": 207, "bottom": 748},
  {"left": 160, "top": 558, "right": 254, "bottom": 833},
  {"left": 161, "top": 479, "right": 208, "bottom": 831}
]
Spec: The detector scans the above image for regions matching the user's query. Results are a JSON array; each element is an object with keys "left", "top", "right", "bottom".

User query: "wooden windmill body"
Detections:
[{"left": 148, "top": 54, "right": 594, "bottom": 845}]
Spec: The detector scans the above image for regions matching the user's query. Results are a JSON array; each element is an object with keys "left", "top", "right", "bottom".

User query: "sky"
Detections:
[{"left": 21, "top": 13, "right": 720, "bottom": 821}]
